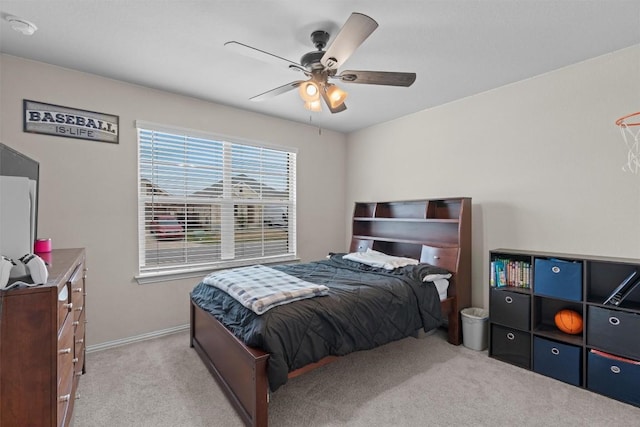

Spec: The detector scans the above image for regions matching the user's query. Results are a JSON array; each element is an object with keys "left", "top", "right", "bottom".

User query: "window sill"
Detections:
[{"left": 135, "top": 255, "right": 301, "bottom": 285}]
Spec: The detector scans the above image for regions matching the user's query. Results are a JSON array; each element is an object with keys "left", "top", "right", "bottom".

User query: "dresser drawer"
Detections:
[
  {"left": 74, "top": 310, "right": 86, "bottom": 374},
  {"left": 533, "top": 337, "right": 582, "bottom": 386},
  {"left": 57, "top": 319, "right": 74, "bottom": 386},
  {"left": 74, "top": 310, "right": 86, "bottom": 354},
  {"left": 587, "top": 306, "right": 640, "bottom": 360},
  {"left": 491, "top": 324, "right": 531, "bottom": 369},
  {"left": 72, "top": 298, "right": 84, "bottom": 322},
  {"left": 68, "top": 263, "right": 83, "bottom": 314},
  {"left": 71, "top": 289, "right": 84, "bottom": 322},
  {"left": 57, "top": 318, "right": 74, "bottom": 427},
  {"left": 490, "top": 289, "right": 530, "bottom": 330},
  {"left": 57, "top": 368, "right": 73, "bottom": 427},
  {"left": 74, "top": 344, "right": 86, "bottom": 378}
]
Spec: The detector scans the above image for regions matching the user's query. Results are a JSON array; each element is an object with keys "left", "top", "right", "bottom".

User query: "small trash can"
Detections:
[{"left": 461, "top": 307, "right": 489, "bottom": 351}]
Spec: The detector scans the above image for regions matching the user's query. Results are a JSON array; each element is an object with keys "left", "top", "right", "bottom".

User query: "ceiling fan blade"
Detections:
[
  {"left": 338, "top": 70, "right": 416, "bottom": 87},
  {"left": 321, "top": 13, "right": 378, "bottom": 70},
  {"left": 320, "top": 89, "right": 347, "bottom": 114},
  {"left": 225, "top": 41, "right": 302, "bottom": 69},
  {"left": 250, "top": 81, "right": 304, "bottom": 102}
]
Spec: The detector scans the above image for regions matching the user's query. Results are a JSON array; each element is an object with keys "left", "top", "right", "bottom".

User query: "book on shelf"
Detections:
[
  {"left": 603, "top": 270, "right": 640, "bottom": 306},
  {"left": 495, "top": 260, "right": 507, "bottom": 287},
  {"left": 490, "top": 261, "right": 496, "bottom": 287},
  {"left": 490, "top": 258, "right": 531, "bottom": 288}
]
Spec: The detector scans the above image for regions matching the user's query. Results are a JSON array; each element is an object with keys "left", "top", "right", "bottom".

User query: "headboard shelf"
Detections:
[
  {"left": 353, "top": 220, "right": 460, "bottom": 246},
  {"left": 354, "top": 198, "right": 465, "bottom": 221},
  {"left": 354, "top": 217, "right": 459, "bottom": 224},
  {"left": 352, "top": 235, "right": 460, "bottom": 248}
]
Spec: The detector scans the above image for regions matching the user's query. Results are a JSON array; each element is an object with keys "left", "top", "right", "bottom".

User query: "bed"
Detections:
[{"left": 190, "top": 197, "right": 471, "bottom": 427}]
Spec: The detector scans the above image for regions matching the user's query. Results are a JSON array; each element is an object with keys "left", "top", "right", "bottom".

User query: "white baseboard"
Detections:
[{"left": 86, "top": 324, "right": 189, "bottom": 353}]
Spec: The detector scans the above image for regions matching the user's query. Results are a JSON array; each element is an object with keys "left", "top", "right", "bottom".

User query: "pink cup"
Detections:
[{"left": 34, "top": 238, "right": 52, "bottom": 253}]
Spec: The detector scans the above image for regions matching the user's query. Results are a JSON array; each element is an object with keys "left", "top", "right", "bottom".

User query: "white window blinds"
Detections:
[{"left": 137, "top": 123, "right": 297, "bottom": 276}]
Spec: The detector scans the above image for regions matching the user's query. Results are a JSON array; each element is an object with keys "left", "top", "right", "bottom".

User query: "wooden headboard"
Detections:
[{"left": 349, "top": 197, "right": 472, "bottom": 344}]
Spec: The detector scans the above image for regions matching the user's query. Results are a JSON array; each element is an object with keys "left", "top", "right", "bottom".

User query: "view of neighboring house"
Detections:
[{"left": 141, "top": 174, "right": 289, "bottom": 235}]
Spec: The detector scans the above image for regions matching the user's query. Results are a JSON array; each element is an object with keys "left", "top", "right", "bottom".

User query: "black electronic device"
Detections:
[
  {"left": 0, "top": 143, "right": 40, "bottom": 260},
  {"left": 603, "top": 270, "right": 640, "bottom": 306}
]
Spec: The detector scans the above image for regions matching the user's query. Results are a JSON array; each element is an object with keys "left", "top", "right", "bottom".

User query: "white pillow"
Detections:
[
  {"left": 423, "top": 272, "right": 452, "bottom": 282},
  {"left": 343, "top": 248, "right": 420, "bottom": 270}
]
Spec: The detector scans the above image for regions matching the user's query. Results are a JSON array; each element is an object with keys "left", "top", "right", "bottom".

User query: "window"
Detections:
[{"left": 136, "top": 121, "right": 296, "bottom": 279}]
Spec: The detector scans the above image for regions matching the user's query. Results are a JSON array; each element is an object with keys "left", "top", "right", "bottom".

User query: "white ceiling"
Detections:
[{"left": 1, "top": 1, "right": 639, "bottom": 134}]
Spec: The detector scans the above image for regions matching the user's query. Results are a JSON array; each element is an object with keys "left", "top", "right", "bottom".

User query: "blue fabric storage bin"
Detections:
[
  {"left": 534, "top": 258, "right": 582, "bottom": 301},
  {"left": 588, "top": 350, "right": 640, "bottom": 407},
  {"left": 533, "top": 337, "right": 582, "bottom": 386}
]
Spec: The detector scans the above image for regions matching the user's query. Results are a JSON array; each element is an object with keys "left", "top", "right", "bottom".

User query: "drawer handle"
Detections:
[
  {"left": 506, "top": 332, "right": 515, "bottom": 340},
  {"left": 551, "top": 347, "right": 560, "bottom": 355},
  {"left": 59, "top": 348, "right": 72, "bottom": 354},
  {"left": 73, "top": 321, "right": 79, "bottom": 326},
  {"left": 73, "top": 287, "right": 83, "bottom": 293},
  {"left": 75, "top": 372, "right": 83, "bottom": 377},
  {"left": 608, "top": 316, "right": 620, "bottom": 326},
  {"left": 75, "top": 306, "right": 84, "bottom": 312},
  {"left": 63, "top": 303, "right": 73, "bottom": 310},
  {"left": 76, "top": 338, "right": 84, "bottom": 344},
  {"left": 72, "top": 357, "right": 79, "bottom": 363},
  {"left": 505, "top": 296, "right": 513, "bottom": 304},
  {"left": 59, "top": 394, "right": 71, "bottom": 402},
  {"left": 610, "top": 365, "right": 621, "bottom": 374}
]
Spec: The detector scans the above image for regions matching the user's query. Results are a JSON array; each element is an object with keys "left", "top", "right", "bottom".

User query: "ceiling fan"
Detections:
[{"left": 225, "top": 12, "right": 416, "bottom": 113}]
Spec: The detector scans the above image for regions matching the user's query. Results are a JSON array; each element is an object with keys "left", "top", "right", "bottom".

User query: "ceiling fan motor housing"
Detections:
[{"left": 300, "top": 51, "right": 325, "bottom": 70}]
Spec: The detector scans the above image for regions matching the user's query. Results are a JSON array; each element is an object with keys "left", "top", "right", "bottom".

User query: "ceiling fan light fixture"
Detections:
[
  {"left": 299, "top": 81, "right": 320, "bottom": 102},
  {"left": 326, "top": 84, "right": 348, "bottom": 108},
  {"left": 304, "top": 99, "right": 322, "bottom": 112}
]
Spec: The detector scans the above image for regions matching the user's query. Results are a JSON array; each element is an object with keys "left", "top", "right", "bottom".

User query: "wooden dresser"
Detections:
[{"left": 0, "top": 248, "right": 86, "bottom": 426}]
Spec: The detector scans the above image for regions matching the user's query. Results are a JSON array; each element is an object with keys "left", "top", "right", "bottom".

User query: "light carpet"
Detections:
[{"left": 73, "top": 329, "right": 640, "bottom": 426}]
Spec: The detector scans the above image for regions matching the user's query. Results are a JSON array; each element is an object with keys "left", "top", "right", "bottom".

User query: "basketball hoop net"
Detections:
[{"left": 616, "top": 112, "right": 640, "bottom": 174}]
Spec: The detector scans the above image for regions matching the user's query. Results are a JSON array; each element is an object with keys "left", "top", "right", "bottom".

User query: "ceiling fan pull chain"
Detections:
[{"left": 308, "top": 115, "right": 322, "bottom": 135}]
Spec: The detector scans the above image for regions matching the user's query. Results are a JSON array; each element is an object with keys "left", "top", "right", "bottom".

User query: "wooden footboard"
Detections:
[
  {"left": 190, "top": 296, "right": 460, "bottom": 427},
  {"left": 190, "top": 301, "right": 269, "bottom": 427}
]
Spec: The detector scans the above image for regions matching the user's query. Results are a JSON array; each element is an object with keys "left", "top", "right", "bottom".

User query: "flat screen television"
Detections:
[{"left": 0, "top": 143, "right": 40, "bottom": 265}]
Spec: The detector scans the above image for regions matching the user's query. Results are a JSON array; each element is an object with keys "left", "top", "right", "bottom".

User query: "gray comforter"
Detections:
[{"left": 190, "top": 253, "right": 446, "bottom": 391}]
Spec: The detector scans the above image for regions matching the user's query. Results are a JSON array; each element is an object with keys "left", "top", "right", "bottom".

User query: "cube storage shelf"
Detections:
[{"left": 488, "top": 248, "right": 640, "bottom": 408}]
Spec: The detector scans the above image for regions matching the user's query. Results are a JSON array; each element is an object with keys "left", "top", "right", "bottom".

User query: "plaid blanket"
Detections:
[{"left": 202, "top": 265, "right": 329, "bottom": 315}]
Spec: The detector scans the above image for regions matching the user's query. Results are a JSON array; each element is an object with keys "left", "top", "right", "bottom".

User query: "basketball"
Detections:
[{"left": 554, "top": 309, "right": 583, "bottom": 334}]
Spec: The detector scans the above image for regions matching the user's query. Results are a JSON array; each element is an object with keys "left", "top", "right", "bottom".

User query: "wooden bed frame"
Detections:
[{"left": 190, "top": 197, "right": 471, "bottom": 427}]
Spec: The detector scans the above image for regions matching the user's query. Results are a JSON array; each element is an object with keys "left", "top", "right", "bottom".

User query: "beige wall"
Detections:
[
  {"left": 0, "top": 54, "right": 348, "bottom": 346},
  {"left": 346, "top": 45, "right": 640, "bottom": 309}
]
